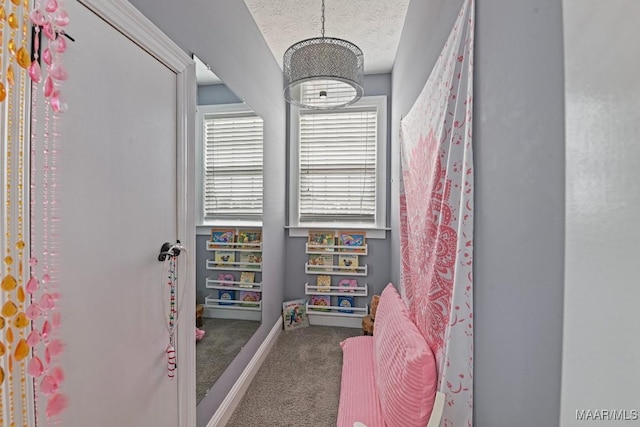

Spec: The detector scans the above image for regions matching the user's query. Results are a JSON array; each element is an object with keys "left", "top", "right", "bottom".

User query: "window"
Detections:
[
  {"left": 290, "top": 95, "right": 387, "bottom": 229},
  {"left": 197, "top": 104, "right": 263, "bottom": 224}
]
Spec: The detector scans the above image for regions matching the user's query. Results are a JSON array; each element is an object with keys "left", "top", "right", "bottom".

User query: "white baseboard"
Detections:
[
  {"left": 308, "top": 313, "right": 363, "bottom": 328},
  {"left": 204, "top": 307, "right": 261, "bottom": 322},
  {"left": 206, "top": 317, "right": 282, "bottom": 427}
]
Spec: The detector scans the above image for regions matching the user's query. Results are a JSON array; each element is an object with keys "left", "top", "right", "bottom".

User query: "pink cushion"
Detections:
[
  {"left": 337, "top": 336, "right": 385, "bottom": 427},
  {"left": 374, "top": 283, "right": 437, "bottom": 427}
]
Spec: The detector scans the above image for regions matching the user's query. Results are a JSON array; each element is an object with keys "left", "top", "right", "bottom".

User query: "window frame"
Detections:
[
  {"left": 288, "top": 95, "right": 387, "bottom": 235},
  {"left": 196, "top": 103, "right": 264, "bottom": 229}
]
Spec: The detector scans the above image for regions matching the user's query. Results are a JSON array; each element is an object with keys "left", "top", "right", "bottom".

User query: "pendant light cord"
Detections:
[{"left": 321, "top": 0, "right": 325, "bottom": 38}]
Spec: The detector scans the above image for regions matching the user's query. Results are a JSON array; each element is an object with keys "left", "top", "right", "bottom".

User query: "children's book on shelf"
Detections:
[
  {"left": 309, "top": 294, "right": 331, "bottom": 312},
  {"left": 240, "top": 251, "right": 262, "bottom": 269},
  {"left": 338, "top": 254, "right": 359, "bottom": 272},
  {"left": 237, "top": 229, "right": 262, "bottom": 249},
  {"left": 338, "top": 278, "right": 358, "bottom": 292},
  {"left": 338, "top": 230, "right": 366, "bottom": 253},
  {"left": 218, "top": 289, "right": 235, "bottom": 306},
  {"left": 239, "top": 290, "right": 261, "bottom": 307},
  {"left": 308, "top": 254, "right": 333, "bottom": 272},
  {"left": 307, "top": 230, "right": 336, "bottom": 251},
  {"left": 337, "top": 295, "right": 355, "bottom": 313},
  {"left": 239, "top": 271, "right": 255, "bottom": 288},
  {"left": 316, "top": 275, "right": 331, "bottom": 292},
  {"left": 217, "top": 273, "right": 235, "bottom": 286},
  {"left": 282, "top": 299, "right": 309, "bottom": 331},
  {"left": 210, "top": 228, "right": 235, "bottom": 248},
  {"left": 214, "top": 250, "right": 235, "bottom": 267}
]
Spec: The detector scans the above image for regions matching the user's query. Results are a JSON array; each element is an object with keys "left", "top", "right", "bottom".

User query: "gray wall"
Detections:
[
  {"left": 285, "top": 73, "right": 393, "bottom": 300},
  {"left": 127, "top": 1, "right": 286, "bottom": 426},
  {"left": 391, "top": 1, "right": 565, "bottom": 426}
]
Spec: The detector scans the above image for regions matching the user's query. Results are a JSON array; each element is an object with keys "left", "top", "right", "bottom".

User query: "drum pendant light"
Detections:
[{"left": 283, "top": 0, "right": 364, "bottom": 109}]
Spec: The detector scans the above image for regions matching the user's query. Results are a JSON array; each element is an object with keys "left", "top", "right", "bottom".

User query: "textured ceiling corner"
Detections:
[{"left": 243, "top": 0, "right": 410, "bottom": 74}]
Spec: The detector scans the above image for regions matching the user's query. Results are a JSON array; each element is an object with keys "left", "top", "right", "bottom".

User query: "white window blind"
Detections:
[
  {"left": 203, "top": 112, "right": 263, "bottom": 220},
  {"left": 298, "top": 107, "right": 377, "bottom": 222},
  {"left": 298, "top": 79, "right": 358, "bottom": 109}
]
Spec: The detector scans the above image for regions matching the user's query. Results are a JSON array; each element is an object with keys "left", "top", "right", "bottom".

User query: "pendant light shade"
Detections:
[{"left": 283, "top": 2, "right": 364, "bottom": 109}]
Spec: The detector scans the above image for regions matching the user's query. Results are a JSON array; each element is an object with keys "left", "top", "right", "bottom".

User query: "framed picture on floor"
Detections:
[{"left": 282, "top": 299, "right": 309, "bottom": 331}]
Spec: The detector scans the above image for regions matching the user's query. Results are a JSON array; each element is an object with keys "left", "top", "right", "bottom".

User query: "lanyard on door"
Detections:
[{"left": 158, "top": 241, "right": 186, "bottom": 380}]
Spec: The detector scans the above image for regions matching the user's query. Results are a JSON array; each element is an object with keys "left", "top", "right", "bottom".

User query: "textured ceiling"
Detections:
[{"left": 243, "top": 0, "right": 411, "bottom": 75}]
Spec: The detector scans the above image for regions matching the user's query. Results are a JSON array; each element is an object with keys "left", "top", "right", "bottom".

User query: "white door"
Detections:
[
  {"left": 45, "top": 1, "right": 194, "bottom": 426},
  {"left": 561, "top": 0, "right": 640, "bottom": 425}
]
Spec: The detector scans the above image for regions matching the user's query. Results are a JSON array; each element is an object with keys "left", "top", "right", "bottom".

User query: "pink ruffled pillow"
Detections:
[{"left": 373, "top": 283, "right": 438, "bottom": 426}]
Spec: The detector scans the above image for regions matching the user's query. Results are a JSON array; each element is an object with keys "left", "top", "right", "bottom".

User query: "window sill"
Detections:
[
  {"left": 285, "top": 225, "right": 389, "bottom": 239},
  {"left": 197, "top": 221, "right": 263, "bottom": 236}
]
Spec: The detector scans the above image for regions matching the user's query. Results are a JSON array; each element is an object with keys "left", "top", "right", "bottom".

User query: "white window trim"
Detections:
[
  {"left": 288, "top": 95, "right": 387, "bottom": 238},
  {"left": 196, "top": 103, "right": 263, "bottom": 232}
]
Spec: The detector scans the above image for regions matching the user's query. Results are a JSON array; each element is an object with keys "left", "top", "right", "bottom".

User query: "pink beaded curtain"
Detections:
[
  {"left": 399, "top": 0, "right": 474, "bottom": 425},
  {"left": 1, "top": 0, "right": 69, "bottom": 423}
]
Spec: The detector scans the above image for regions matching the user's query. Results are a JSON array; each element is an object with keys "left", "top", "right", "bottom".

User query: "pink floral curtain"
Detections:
[{"left": 399, "top": 0, "right": 474, "bottom": 425}]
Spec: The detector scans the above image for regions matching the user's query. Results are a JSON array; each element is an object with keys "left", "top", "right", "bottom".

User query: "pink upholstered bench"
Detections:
[{"left": 337, "top": 284, "right": 444, "bottom": 427}]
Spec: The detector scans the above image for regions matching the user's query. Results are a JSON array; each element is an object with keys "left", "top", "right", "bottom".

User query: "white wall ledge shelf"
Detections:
[
  {"left": 304, "top": 282, "right": 368, "bottom": 297},
  {"left": 300, "top": 230, "right": 370, "bottom": 327},
  {"left": 206, "top": 260, "right": 262, "bottom": 271},
  {"left": 305, "top": 243, "right": 368, "bottom": 256},
  {"left": 206, "top": 284, "right": 263, "bottom": 292},
  {"left": 306, "top": 303, "right": 368, "bottom": 317},
  {"left": 204, "top": 296, "right": 261, "bottom": 311},
  {"left": 206, "top": 241, "right": 263, "bottom": 252},
  {"left": 304, "top": 263, "right": 367, "bottom": 276},
  {"left": 206, "top": 278, "right": 262, "bottom": 292}
]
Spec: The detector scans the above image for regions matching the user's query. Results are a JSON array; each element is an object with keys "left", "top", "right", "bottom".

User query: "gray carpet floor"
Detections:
[
  {"left": 226, "top": 325, "right": 361, "bottom": 427},
  {"left": 196, "top": 318, "right": 261, "bottom": 404}
]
